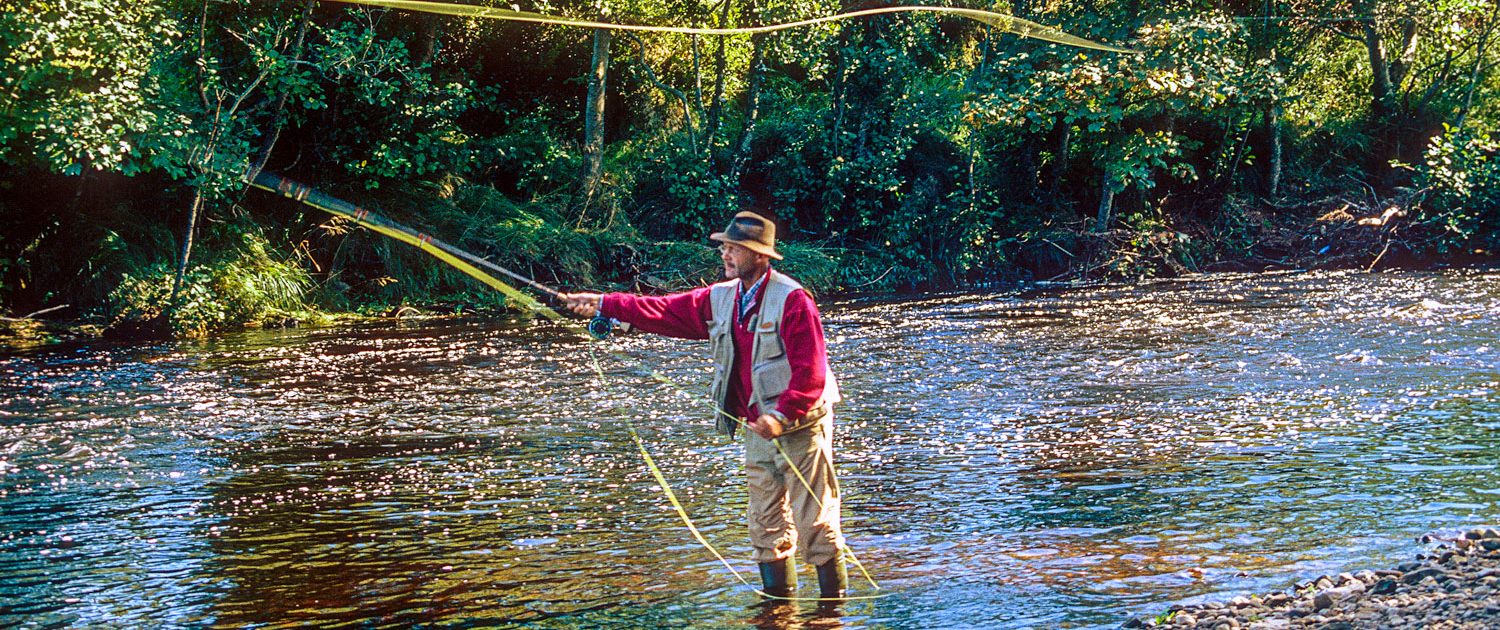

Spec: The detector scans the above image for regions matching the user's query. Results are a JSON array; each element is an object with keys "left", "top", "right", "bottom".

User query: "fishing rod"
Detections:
[
  {"left": 245, "top": 170, "right": 624, "bottom": 339},
  {"left": 244, "top": 169, "right": 882, "bottom": 598}
]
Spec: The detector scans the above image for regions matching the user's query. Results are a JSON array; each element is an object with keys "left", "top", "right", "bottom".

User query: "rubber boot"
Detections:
[
  {"left": 815, "top": 556, "right": 847, "bottom": 600},
  {"left": 758, "top": 558, "right": 796, "bottom": 598}
]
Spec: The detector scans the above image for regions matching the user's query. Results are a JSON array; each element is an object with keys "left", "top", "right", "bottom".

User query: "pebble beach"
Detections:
[{"left": 1128, "top": 527, "right": 1500, "bottom": 629}]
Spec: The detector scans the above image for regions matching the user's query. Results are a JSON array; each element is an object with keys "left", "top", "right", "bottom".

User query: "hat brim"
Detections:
[{"left": 710, "top": 232, "right": 783, "bottom": 260}]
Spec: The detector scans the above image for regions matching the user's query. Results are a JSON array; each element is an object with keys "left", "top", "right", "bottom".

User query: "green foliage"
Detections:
[
  {"left": 310, "top": 19, "right": 491, "bottom": 187},
  {"left": 631, "top": 138, "right": 739, "bottom": 239},
  {"left": 8, "top": 0, "right": 1500, "bottom": 338},
  {"left": 776, "top": 241, "right": 842, "bottom": 294},
  {"left": 1412, "top": 125, "right": 1500, "bottom": 253},
  {"left": 108, "top": 232, "right": 312, "bottom": 337},
  {"left": 0, "top": 0, "right": 180, "bottom": 175},
  {"left": 492, "top": 108, "right": 580, "bottom": 197}
]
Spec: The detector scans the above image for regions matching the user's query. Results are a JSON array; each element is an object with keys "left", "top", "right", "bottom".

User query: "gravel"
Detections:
[{"left": 1126, "top": 527, "right": 1500, "bottom": 629}]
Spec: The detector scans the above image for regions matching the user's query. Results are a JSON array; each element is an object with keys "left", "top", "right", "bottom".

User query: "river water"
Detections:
[{"left": 3, "top": 269, "right": 1499, "bottom": 628}]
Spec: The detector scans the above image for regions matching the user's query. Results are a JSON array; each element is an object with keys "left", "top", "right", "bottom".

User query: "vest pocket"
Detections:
[
  {"left": 753, "top": 321, "right": 784, "bottom": 363},
  {"left": 751, "top": 358, "right": 793, "bottom": 405}
]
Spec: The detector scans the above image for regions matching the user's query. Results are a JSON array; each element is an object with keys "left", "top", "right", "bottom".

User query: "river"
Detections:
[{"left": 3, "top": 269, "right": 1499, "bottom": 628}]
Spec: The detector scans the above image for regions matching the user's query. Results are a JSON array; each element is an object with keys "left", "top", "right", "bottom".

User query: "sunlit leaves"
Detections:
[
  {"left": 1412, "top": 124, "right": 1500, "bottom": 251},
  {"left": 0, "top": 1, "right": 180, "bottom": 174}
]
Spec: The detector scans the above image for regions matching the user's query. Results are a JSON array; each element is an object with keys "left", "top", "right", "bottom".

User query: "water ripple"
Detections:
[{"left": 2, "top": 271, "right": 1500, "bottom": 628}]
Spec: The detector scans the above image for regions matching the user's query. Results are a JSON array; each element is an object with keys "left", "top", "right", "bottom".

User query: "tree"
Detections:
[{"left": 581, "top": 28, "right": 613, "bottom": 208}]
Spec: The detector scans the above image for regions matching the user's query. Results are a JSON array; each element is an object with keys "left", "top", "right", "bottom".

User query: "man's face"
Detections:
[{"left": 719, "top": 242, "right": 767, "bottom": 283}]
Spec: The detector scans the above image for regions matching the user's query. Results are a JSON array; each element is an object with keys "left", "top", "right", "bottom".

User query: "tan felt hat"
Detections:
[{"left": 710, "top": 211, "right": 783, "bottom": 260}]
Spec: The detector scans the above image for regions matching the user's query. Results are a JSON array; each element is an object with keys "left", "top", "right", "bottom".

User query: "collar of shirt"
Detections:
[{"left": 736, "top": 268, "right": 770, "bottom": 324}]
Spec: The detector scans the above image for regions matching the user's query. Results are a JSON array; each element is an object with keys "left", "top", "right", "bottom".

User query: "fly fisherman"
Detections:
[{"left": 561, "top": 210, "right": 847, "bottom": 601}]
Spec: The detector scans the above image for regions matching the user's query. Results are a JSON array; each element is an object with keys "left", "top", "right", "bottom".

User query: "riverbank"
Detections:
[{"left": 1129, "top": 527, "right": 1500, "bottom": 629}]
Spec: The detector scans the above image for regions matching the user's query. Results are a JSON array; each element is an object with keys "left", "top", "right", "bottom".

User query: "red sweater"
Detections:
[{"left": 599, "top": 277, "right": 829, "bottom": 422}]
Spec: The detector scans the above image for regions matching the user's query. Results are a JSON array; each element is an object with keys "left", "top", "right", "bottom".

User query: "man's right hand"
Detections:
[{"left": 559, "top": 293, "right": 603, "bottom": 318}]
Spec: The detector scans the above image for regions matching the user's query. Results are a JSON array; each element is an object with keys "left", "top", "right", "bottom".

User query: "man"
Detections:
[{"left": 561, "top": 210, "right": 847, "bottom": 601}]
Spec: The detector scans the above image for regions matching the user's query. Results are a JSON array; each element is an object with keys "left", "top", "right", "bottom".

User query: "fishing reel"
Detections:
[{"left": 587, "top": 314, "right": 615, "bottom": 340}]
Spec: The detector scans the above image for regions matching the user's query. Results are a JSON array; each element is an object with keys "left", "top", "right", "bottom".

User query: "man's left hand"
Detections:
[{"left": 750, "top": 413, "right": 785, "bottom": 440}]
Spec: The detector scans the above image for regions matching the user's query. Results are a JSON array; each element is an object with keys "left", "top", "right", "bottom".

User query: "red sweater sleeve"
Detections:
[
  {"left": 599, "top": 287, "right": 713, "bottom": 340},
  {"left": 775, "top": 289, "right": 829, "bottom": 420}
]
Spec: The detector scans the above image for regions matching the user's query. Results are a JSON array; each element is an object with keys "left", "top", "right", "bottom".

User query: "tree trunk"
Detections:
[
  {"left": 246, "top": 0, "right": 316, "bottom": 183},
  {"left": 1047, "top": 117, "right": 1070, "bottom": 210},
  {"left": 829, "top": 25, "right": 853, "bottom": 158},
  {"left": 1456, "top": 2, "right": 1500, "bottom": 129},
  {"left": 704, "top": 0, "right": 734, "bottom": 150},
  {"left": 582, "top": 28, "right": 613, "bottom": 208},
  {"left": 625, "top": 33, "right": 696, "bottom": 152},
  {"left": 1389, "top": 18, "right": 1419, "bottom": 91},
  {"left": 1016, "top": 136, "right": 1040, "bottom": 204},
  {"left": 730, "top": 32, "right": 765, "bottom": 183},
  {"left": 691, "top": 34, "right": 705, "bottom": 138},
  {"left": 169, "top": 187, "right": 205, "bottom": 308},
  {"left": 1361, "top": 21, "right": 1394, "bottom": 119},
  {"left": 1095, "top": 174, "right": 1114, "bottom": 232},
  {"left": 415, "top": 14, "right": 442, "bottom": 67},
  {"left": 1267, "top": 102, "right": 1282, "bottom": 198}
]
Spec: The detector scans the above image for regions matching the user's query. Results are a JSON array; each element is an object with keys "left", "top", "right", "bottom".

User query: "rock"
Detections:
[
  {"left": 1483, "top": 528, "right": 1500, "bottom": 539},
  {"left": 1136, "top": 528, "right": 1500, "bottom": 630},
  {"left": 1402, "top": 567, "right": 1446, "bottom": 584}
]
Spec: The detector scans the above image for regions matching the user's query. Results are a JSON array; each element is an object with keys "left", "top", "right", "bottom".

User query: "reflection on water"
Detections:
[{"left": 3, "top": 269, "right": 1499, "bottom": 628}]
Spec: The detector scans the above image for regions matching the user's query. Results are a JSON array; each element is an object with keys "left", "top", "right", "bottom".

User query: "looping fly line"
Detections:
[
  {"left": 247, "top": 170, "right": 885, "bottom": 600},
  {"left": 323, "top": 0, "right": 1139, "bottom": 54}
]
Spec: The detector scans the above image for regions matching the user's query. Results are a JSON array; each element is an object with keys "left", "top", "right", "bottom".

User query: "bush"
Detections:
[
  {"left": 108, "top": 232, "right": 312, "bottom": 337},
  {"left": 626, "top": 139, "right": 739, "bottom": 240},
  {"left": 1413, "top": 125, "right": 1500, "bottom": 254}
]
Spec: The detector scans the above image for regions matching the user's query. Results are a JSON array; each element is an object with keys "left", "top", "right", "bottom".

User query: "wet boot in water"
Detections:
[
  {"left": 816, "top": 557, "right": 847, "bottom": 601},
  {"left": 758, "top": 558, "right": 796, "bottom": 598}
]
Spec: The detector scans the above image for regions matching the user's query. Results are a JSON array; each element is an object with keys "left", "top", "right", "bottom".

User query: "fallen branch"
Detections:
[
  {"left": 1366, "top": 241, "right": 1393, "bottom": 272},
  {"left": 0, "top": 304, "right": 70, "bottom": 322}
]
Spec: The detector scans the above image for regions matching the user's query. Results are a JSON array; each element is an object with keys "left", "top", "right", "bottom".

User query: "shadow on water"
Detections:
[{"left": 3, "top": 270, "right": 1500, "bottom": 628}]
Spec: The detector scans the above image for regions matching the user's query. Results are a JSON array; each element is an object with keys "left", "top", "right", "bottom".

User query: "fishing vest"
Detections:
[{"left": 707, "top": 270, "right": 840, "bottom": 437}]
